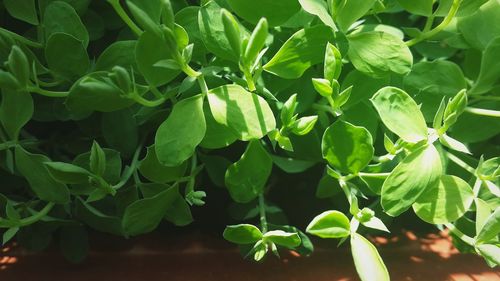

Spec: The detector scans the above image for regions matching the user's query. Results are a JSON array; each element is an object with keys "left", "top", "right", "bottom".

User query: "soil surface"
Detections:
[{"left": 0, "top": 230, "right": 498, "bottom": 281}]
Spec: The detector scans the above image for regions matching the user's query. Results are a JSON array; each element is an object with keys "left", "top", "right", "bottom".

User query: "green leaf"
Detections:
[
  {"left": 225, "top": 141, "right": 272, "bottom": 203},
  {"left": 477, "top": 244, "right": 500, "bottom": 266},
  {"left": 6, "top": 46, "right": 29, "bottom": 87},
  {"left": 351, "top": 233, "right": 390, "bottom": 281},
  {"left": 223, "top": 224, "right": 263, "bottom": 244},
  {"left": 324, "top": 42, "right": 342, "bottom": 82},
  {"left": 413, "top": 175, "right": 474, "bottom": 224},
  {"left": 163, "top": 186, "right": 193, "bottom": 226},
  {"left": 298, "top": 0, "right": 336, "bottom": 29},
  {"left": 44, "top": 162, "right": 91, "bottom": 184},
  {"left": 136, "top": 30, "right": 181, "bottom": 86},
  {"left": 74, "top": 198, "right": 123, "bottom": 235},
  {"left": 14, "top": 147, "right": 70, "bottom": 204},
  {"left": 101, "top": 108, "right": 139, "bottom": 157},
  {"left": 122, "top": 185, "right": 180, "bottom": 236},
  {"left": 2, "top": 227, "right": 19, "bottom": 245},
  {"left": 322, "top": 120, "right": 374, "bottom": 174},
  {"left": 4, "top": 0, "right": 39, "bottom": 25},
  {"left": 207, "top": 84, "right": 276, "bottom": 141},
  {"left": 45, "top": 33, "right": 90, "bottom": 80},
  {"left": 225, "top": 0, "right": 301, "bottom": 26},
  {"left": 469, "top": 36, "right": 500, "bottom": 95},
  {"left": 242, "top": 18, "right": 268, "bottom": 68},
  {"left": 200, "top": 104, "right": 238, "bottom": 149},
  {"left": 0, "top": 89, "right": 33, "bottom": 140},
  {"left": 139, "top": 146, "right": 187, "bottom": 183},
  {"left": 371, "top": 87, "right": 428, "bottom": 143},
  {"left": 73, "top": 148, "right": 122, "bottom": 185},
  {"left": 381, "top": 144, "right": 442, "bottom": 216},
  {"left": 221, "top": 9, "right": 242, "bottom": 58},
  {"left": 90, "top": 141, "right": 106, "bottom": 176},
  {"left": 126, "top": 0, "right": 161, "bottom": 33},
  {"left": 306, "top": 210, "right": 350, "bottom": 238},
  {"left": 347, "top": 31, "right": 412, "bottom": 78},
  {"left": 362, "top": 217, "right": 390, "bottom": 233},
  {"left": 396, "top": 0, "right": 433, "bottom": 16},
  {"left": 155, "top": 94, "right": 206, "bottom": 167},
  {"left": 291, "top": 116, "right": 318, "bottom": 136},
  {"left": 264, "top": 25, "right": 335, "bottom": 79},
  {"left": 95, "top": 40, "right": 137, "bottom": 71},
  {"left": 263, "top": 230, "right": 301, "bottom": 248},
  {"left": 476, "top": 208, "right": 500, "bottom": 245},
  {"left": 43, "top": 1, "right": 89, "bottom": 47},
  {"left": 457, "top": 0, "right": 500, "bottom": 50},
  {"left": 334, "top": 0, "right": 376, "bottom": 32},
  {"left": 403, "top": 60, "right": 467, "bottom": 121}
]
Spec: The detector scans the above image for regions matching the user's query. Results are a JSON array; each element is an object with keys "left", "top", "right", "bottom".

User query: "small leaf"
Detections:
[
  {"left": 476, "top": 208, "right": 500, "bottom": 245},
  {"left": 306, "top": 210, "right": 350, "bottom": 238},
  {"left": 223, "top": 224, "right": 263, "bottom": 244},
  {"left": 90, "top": 141, "right": 106, "bottom": 176},
  {"left": 263, "top": 230, "right": 301, "bottom": 248},
  {"left": 351, "top": 233, "right": 390, "bottom": 281},
  {"left": 44, "top": 162, "right": 91, "bottom": 184}
]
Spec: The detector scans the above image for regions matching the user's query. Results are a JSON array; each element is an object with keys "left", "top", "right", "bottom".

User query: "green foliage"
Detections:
[{"left": 0, "top": 0, "right": 498, "bottom": 274}]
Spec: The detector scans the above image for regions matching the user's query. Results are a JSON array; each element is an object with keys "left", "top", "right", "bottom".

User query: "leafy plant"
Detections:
[{"left": 0, "top": 0, "right": 499, "bottom": 279}]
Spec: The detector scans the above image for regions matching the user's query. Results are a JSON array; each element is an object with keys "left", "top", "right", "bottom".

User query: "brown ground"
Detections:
[{"left": 0, "top": 230, "right": 498, "bottom": 281}]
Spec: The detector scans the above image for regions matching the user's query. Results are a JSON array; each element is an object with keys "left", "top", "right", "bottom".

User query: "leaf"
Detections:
[
  {"left": 396, "top": 0, "right": 433, "bottom": 16},
  {"left": 95, "top": 40, "right": 137, "bottom": 71},
  {"left": 45, "top": 33, "right": 90, "bottom": 80},
  {"left": 263, "top": 25, "right": 335, "bottom": 79},
  {"left": 413, "top": 175, "right": 474, "bottom": 224},
  {"left": 74, "top": 198, "right": 123, "bottom": 235},
  {"left": 43, "top": 1, "right": 89, "bottom": 47},
  {"left": 306, "top": 210, "right": 350, "bottom": 238},
  {"left": 225, "top": 141, "right": 272, "bottom": 203},
  {"left": 476, "top": 208, "right": 500, "bottom": 245},
  {"left": 347, "top": 31, "right": 412, "bottom": 78},
  {"left": 155, "top": 94, "right": 206, "bottom": 167},
  {"left": 2, "top": 227, "right": 19, "bottom": 245},
  {"left": 271, "top": 155, "right": 315, "bottom": 174},
  {"left": 200, "top": 104, "right": 238, "bottom": 149},
  {"left": 322, "top": 120, "right": 374, "bottom": 174},
  {"left": 226, "top": 0, "right": 301, "bottom": 26},
  {"left": 14, "top": 147, "right": 70, "bottom": 204},
  {"left": 101, "top": 108, "right": 139, "bottom": 157},
  {"left": 136, "top": 30, "right": 181, "bottom": 86},
  {"left": 351, "top": 233, "right": 390, "bottom": 281},
  {"left": 207, "top": 84, "right": 276, "bottom": 141},
  {"left": 362, "top": 217, "right": 390, "bottom": 233},
  {"left": 44, "top": 162, "right": 91, "bottom": 184},
  {"left": 122, "top": 185, "right": 180, "bottom": 236},
  {"left": 371, "top": 87, "right": 428, "bottom": 143},
  {"left": 477, "top": 244, "right": 500, "bottom": 266},
  {"left": 403, "top": 60, "right": 467, "bottom": 121},
  {"left": 381, "top": 145, "right": 442, "bottom": 216},
  {"left": 263, "top": 230, "right": 301, "bottom": 248},
  {"left": 0, "top": 89, "right": 33, "bottom": 140},
  {"left": 457, "top": 0, "right": 500, "bottom": 50},
  {"left": 223, "top": 224, "right": 263, "bottom": 244},
  {"left": 298, "top": 0, "right": 336, "bottom": 29},
  {"left": 334, "top": 0, "right": 376, "bottom": 32},
  {"left": 139, "top": 146, "right": 188, "bottom": 183},
  {"left": 74, "top": 148, "right": 122, "bottom": 185},
  {"left": 469, "top": 36, "right": 500, "bottom": 95},
  {"left": 4, "top": 0, "right": 39, "bottom": 25},
  {"left": 90, "top": 141, "right": 106, "bottom": 176}
]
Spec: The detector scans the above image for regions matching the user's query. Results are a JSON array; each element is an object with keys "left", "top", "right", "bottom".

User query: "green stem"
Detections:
[
  {"left": 259, "top": 194, "right": 268, "bottom": 233},
  {"left": 0, "top": 27, "right": 43, "bottom": 48},
  {"left": 182, "top": 64, "right": 202, "bottom": 78},
  {"left": 446, "top": 151, "right": 476, "bottom": 175},
  {"left": 0, "top": 139, "right": 38, "bottom": 151},
  {"left": 112, "top": 145, "right": 143, "bottom": 190},
  {"left": 243, "top": 68, "right": 256, "bottom": 92},
  {"left": 406, "top": 0, "right": 462, "bottom": 47},
  {"left": 28, "top": 87, "right": 69, "bottom": 98},
  {"left": 464, "top": 107, "right": 500, "bottom": 118},
  {"left": 472, "top": 178, "right": 482, "bottom": 197},
  {"left": 357, "top": 172, "right": 391, "bottom": 178},
  {"left": 107, "top": 0, "right": 143, "bottom": 36},
  {"left": 186, "top": 153, "right": 198, "bottom": 194},
  {"left": 445, "top": 223, "right": 475, "bottom": 246},
  {"left": 131, "top": 94, "right": 166, "bottom": 107},
  {"left": 0, "top": 202, "right": 57, "bottom": 228},
  {"left": 149, "top": 86, "right": 164, "bottom": 99},
  {"left": 197, "top": 74, "right": 209, "bottom": 96},
  {"left": 423, "top": 15, "right": 435, "bottom": 32}
]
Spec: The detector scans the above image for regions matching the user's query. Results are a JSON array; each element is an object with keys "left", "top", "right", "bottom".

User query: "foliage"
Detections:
[{"left": 0, "top": 0, "right": 499, "bottom": 278}]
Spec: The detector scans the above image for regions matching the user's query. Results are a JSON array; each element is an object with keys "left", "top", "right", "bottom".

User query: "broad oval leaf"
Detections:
[
  {"left": 138, "top": 146, "right": 188, "bottom": 183},
  {"left": 351, "top": 233, "right": 390, "bottom": 281},
  {"left": 45, "top": 33, "right": 90, "bottom": 81},
  {"left": 0, "top": 89, "right": 33, "bottom": 140},
  {"left": 95, "top": 40, "right": 137, "bottom": 71},
  {"left": 43, "top": 1, "right": 89, "bottom": 47},
  {"left": 371, "top": 87, "right": 428, "bottom": 143},
  {"left": 14, "top": 147, "right": 70, "bottom": 204},
  {"left": 4, "top": 0, "right": 39, "bottom": 25},
  {"left": 263, "top": 230, "right": 301, "bottom": 248},
  {"left": 322, "top": 120, "right": 374, "bottom": 174},
  {"left": 225, "top": 140, "right": 272, "bottom": 203},
  {"left": 306, "top": 210, "right": 350, "bottom": 238},
  {"left": 469, "top": 36, "right": 500, "bottom": 95},
  {"left": 200, "top": 104, "right": 238, "bottom": 149},
  {"left": 347, "top": 31, "right": 412, "bottom": 78},
  {"left": 457, "top": 0, "right": 500, "bottom": 50},
  {"left": 44, "top": 162, "right": 91, "bottom": 184},
  {"left": 334, "top": 0, "right": 376, "bottom": 32},
  {"left": 476, "top": 244, "right": 500, "bottom": 266},
  {"left": 263, "top": 25, "right": 335, "bottom": 79},
  {"left": 226, "top": 0, "right": 301, "bottom": 26},
  {"left": 381, "top": 144, "right": 442, "bottom": 216},
  {"left": 413, "top": 175, "right": 475, "bottom": 224},
  {"left": 298, "top": 0, "right": 336, "bottom": 29},
  {"left": 155, "top": 94, "right": 206, "bottom": 167},
  {"left": 396, "top": 0, "right": 433, "bottom": 16},
  {"left": 207, "top": 84, "right": 276, "bottom": 141},
  {"left": 223, "top": 224, "right": 263, "bottom": 244},
  {"left": 476, "top": 208, "right": 500, "bottom": 245}
]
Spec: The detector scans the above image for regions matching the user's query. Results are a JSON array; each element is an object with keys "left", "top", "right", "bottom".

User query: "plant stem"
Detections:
[
  {"left": 112, "top": 144, "right": 143, "bottom": 190},
  {"left": 446, "top": 151, "right": 476, "bottom": 174},
  {"left": 464, "top": 107, "right": 500, "bottom": 118},
  {"left": 445, "top": 223, "right": 475, "bottom": 246},
  {"left": 131, "top": 94, "right": 166, "bottom": 107},
  {"left": 243, "top": 68, "right": 256, "bottom": 92},
  {"left": 0, "top": 27, "right": 43, "bottom": 48},
  {"left": 406, "top": 0, "right": 462, "bottom": 47},
  {"left": 186, "top": 153, "right": 198, "bottom": 194},
  {"left": 197, "top": 74, "right": 209, "bottom": 96},
  {"left": 423, "top": 15, "right": 435, "bottom": 32},
  {"left": 259, "top": 194, "right": 268, "bottom": 233},
  {"left": 28, "top": 87, "right": 69, "bottom": 98},
  {"left": 107, "top": 0, "right": 142, "bottom": 36}
]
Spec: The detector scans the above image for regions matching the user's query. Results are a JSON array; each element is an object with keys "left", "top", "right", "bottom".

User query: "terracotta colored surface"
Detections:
[{"left": 0, "top": 230, "right": 498, "bottom": 281}]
